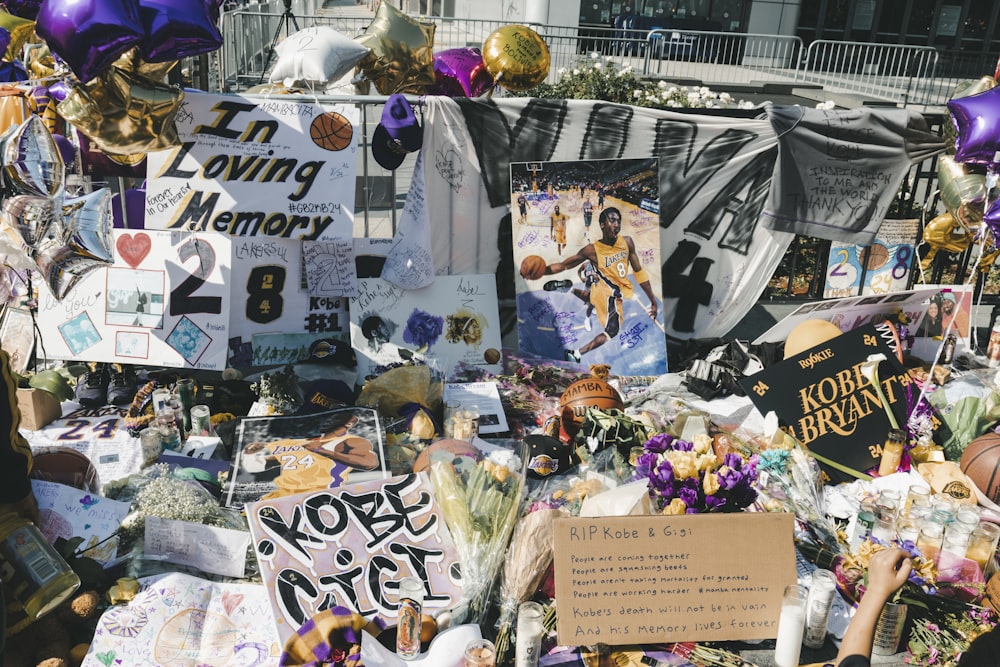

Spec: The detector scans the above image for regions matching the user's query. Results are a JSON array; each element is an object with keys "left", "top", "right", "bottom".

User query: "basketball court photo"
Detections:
[{"left": 509, "top": 158, "right": 667, "bottom": 375}]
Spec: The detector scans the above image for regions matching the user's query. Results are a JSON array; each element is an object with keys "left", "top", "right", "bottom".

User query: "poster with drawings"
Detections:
[
  {"left": 35, "top": 229, "right": 231, "bottom": 369},
  {"left": 349, "top": 276, "right": 503, "bottom": 382},
  {"left": 84, "top": 572, "right": 280, "bottom": 666},
  {"left": 824, "top": 218, "right": 918, "bottom": 298},
  {"left": 245, "top": 473, "right": 463, "bottom": 643},
  {"left": 510, "top": 158, "right": 666, "bottom": 375}
]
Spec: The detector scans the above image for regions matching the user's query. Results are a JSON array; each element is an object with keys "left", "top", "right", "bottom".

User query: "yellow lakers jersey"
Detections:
[{"left": 594, "top": 236, "right": 634, "bottom": 299}]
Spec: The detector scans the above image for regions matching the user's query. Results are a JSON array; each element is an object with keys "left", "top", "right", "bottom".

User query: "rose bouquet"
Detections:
[
  {"left": 907, "top": 606, "right": 996, "bottom": 666},
  {"left": 634, "top": 433, "right": 758, "bottom": 514},
  {"left": 429, "top": 448, "right": 525, "bottom": 626}
]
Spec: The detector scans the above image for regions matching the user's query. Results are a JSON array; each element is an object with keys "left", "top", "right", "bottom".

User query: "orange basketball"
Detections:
[
  {"left": 961, "top": 432, "right": 1000, "bottom": 503},
  {"left": 520, "top": 254, "right": 547, "bottom": 280},
  {"left": 559, "top": 378, "right": 624, "bottom": 437},
  {"left": 310, "top": 112, "right": 353, "bottom": 151}
]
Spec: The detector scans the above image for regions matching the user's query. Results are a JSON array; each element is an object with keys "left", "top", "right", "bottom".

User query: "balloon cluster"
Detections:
[
  {"left": 0, "top": 115, "right": 114, "bottom": 300},
  {"left": 260, "top": 3, "right": 550, "bottom": 98},
  {"left": 946, "top": 64, "right": 1000, "bottom": 249}
]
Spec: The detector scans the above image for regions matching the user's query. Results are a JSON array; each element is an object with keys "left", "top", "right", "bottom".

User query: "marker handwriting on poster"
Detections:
[
  {"left": 249, "top": 474, "right": 457, "bottom": 631},
  {"left": 354, "top": 280, "right": 405, "bottom": 314},
  {"left": 303, "top": 240, "right": 358, "bottom": 297},
  {"left": 146, "top": 93, "right": 358, "bottom": 241}
]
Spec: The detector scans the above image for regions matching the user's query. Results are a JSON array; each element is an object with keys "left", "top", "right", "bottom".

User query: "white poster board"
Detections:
[
  {"left": 145, "top": 92, "right": 358, "bottom": 240},
  {"left": 36, "top": 229, "right": 231, "bottom": 369}
]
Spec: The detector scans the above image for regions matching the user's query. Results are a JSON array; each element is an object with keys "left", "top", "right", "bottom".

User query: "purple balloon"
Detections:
[
  {"left": 3, "top": 0, "right": 42, "bottom": 19},
  {"left": 139, "top": 0, "right": 223, "bottom": 63},
  {"left": 36, "top": 0, "right": 144, "bottom": 83},
  {"left": 949, "top": 86, "right": 1000, "bottom": 166},
  {"left": 0, "top": 27, "right": 10, "bottom": 57},
  {"left": 47, "top": 80, "right": 72, "bottom": 104},
  {"left": 111, "top": 188, "right": 147, "bottom": 229},
  {"left": 428, "top": 47, "right": 495, "bottom": 98},
  {"left": 52, "top": 134, "right": 77, "bottom": 168},
  {"left": 0, "top": 60, "right": 27, "bottom": 83}
]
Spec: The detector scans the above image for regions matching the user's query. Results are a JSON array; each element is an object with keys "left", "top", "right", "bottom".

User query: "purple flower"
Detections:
[
  {"left": 650, "top": 459, "right": 675, "bottom": 497},
  {"left": 634, "top": 451, "right": 657, "bottom": 480},
  {"left": 677, "top": 477, "right": 700, "bottom": 508},
  {"left": 673, "top": 438, "right": 694, "bottom": 452},
  {"left": 403, "top": 308, "right": 444, "bottom": 349},
  {"left": 644, "top": 433, "right": 675, "bottom": 453}
]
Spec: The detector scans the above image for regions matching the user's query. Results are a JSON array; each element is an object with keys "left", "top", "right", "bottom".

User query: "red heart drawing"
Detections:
[
  {"left": 222, "top": 591, "right": 244, "bottom": 616},
  {"left": 116, "top": 233, "right": 151, "bottom": 268}
]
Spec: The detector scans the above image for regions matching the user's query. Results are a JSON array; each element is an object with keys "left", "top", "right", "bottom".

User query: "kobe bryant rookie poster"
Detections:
[{"left": 511, "top": 158, "right": 666, "bottom": 375}]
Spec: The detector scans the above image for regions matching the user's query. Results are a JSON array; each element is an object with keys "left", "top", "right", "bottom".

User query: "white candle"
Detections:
[{"left": 774, "top": 586, "right": 807, "bottom": 667}]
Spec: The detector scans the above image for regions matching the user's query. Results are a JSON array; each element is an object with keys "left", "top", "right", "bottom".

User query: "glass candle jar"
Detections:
[
  {"left": 464, "top": 639, "right": 496, "bottom": 667},
  {"left": 774, "top": 584, "right": 806, "bottom": 667},
  {"left": 396, "top": 576, "right": 424, "bottom": 660}
]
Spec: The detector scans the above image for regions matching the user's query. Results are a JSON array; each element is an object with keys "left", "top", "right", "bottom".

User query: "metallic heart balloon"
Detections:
[
  {"left": 937, "top": 155, "right": 986, "bottom": 227},
  {"left": 33, "top": 215, "right": 110, "bottom": 300},
  {"left": 113, "top": 47, "right": 178, "bottom": 82},
  {"left": 138, "top": 0, "right": 223, "bottom": 63},
  {"left": 949, "top": 85, "right": 1000, "bottom": 166},
  {"left": 481, "top": 25, "right": 550, "bottom": 92},
  {"left": 1, "top": 194, "right": 56, "bottom": 248},
  {"left": 2, "top": 115, "right": 65, "bottom": 198},
  {"left": 2, "top": 0, "right": 43, "bottom": 20},
  {"left": 354, "top": 1, "right": 435, "bottom": 95},
  {"left": 35, "top": 0, "right": 144, "bottom": 82},
  {"left": 56, "top": 69, "right": 184, "bottom": 155},
  {"left": 429, "top": 47, "right": 495, "bottom": 97},
  {"left": 63, "top": 189, "right": 115, "bottom": 265}
]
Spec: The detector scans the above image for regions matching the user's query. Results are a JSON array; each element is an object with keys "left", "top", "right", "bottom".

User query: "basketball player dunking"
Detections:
[{"left": 541, "top": 207, "right": 658, "bottom": 362}]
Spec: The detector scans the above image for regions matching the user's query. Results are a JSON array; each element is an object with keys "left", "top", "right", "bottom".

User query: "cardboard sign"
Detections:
[
  {"left": 245, "top": 473, "right": 463, "bottom": 643},
  {"left": 145, "top": 92, "right": 358, "bottom": 240},
  {"left": 741, "top": 324, "right": 916, "bottom": 480},
  {"left": 553, "top": 513, "right": 795, "bottom": 645}
]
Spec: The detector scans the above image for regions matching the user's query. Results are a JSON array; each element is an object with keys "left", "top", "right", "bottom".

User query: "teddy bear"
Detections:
[{"left": 5, "top": 589, "right": 101, "bottom": 667}]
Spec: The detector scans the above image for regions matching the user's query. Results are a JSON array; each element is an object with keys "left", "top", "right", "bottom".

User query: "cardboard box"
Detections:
[{"left": 16, "top": 388, "right": 62, "bottom": 431}]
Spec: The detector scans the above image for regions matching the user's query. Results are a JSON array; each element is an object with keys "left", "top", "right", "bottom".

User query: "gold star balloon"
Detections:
[
  {"left": 354, "top": 2, "right": 435, "bottom": 95},
  {"left": 56, "top": 68, "right": 184, "bottom": 156}
]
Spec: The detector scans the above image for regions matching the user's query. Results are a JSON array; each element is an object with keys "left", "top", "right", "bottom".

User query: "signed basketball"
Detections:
[
  {"left": 519, "top": 254, "right": 547, "bottom": 280},
  {"left": 310, "top": 112, "right": 354, "bottom": 151},
  {"left": 559, "top": 378, "right": 624, "bottom": 436},
  {"left": 961, "top": 432, "right": 1000, "bottom": 503}
]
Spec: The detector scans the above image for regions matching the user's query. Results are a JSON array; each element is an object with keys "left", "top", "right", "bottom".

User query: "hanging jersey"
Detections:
[{"left": 593, "top": 236, "right": 634, "bottom": 299}]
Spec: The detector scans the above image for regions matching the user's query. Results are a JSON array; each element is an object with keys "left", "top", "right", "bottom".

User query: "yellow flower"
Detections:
[
  {"left": 703, "top": 472, "right": 721, "bottom": 496},
  {"left": 666, "top": 450, "right": 698, "bottom": 480},
  {"left": 662, "top": 498, "right": 687, "bottom": 515},
  {"left": 696, "top": 453, "right": 718, "bottom": 472},
  {"left": 692, "top": 433, "right": 713, "bottom": 455}
]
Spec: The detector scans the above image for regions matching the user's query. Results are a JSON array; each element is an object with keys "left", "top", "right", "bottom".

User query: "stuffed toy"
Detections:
[{"left": 5, "top": 589, "right": 101, "bottom": 667}]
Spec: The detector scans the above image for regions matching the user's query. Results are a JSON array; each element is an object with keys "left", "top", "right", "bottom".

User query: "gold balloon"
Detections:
[
  {"left": 24, "top": 42, "right": 56, "bottom": 80},
  {"left": 56, "top": 68, "right": 184, "bottom": 156},
  {"left": 0, "top": 86, "right": 28, "bottom": 135},
  {"left": 481, "top": 24, "right": 550, "bottom": 92},
  {"left": 920, "top": 211, "right": 972, "bottom": 272},
  {"left": 938, "top": 155, "right": 986, "bottom": 227},
  {"left": 0, "top": 10, "right": 35, "bottom": 62},
  {"left": 354, "top": 2, "right": 434, "bottom": 95},
  {"left": 112, "top": 48, "right": 178, "bottom": 83}
]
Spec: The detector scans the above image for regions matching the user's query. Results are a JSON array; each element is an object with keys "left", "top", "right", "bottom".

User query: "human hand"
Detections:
[
  {"left": 647, "top": 301, "right": 658, "bottom": 322},
  {"left": 865, "top": 548, "right": 912, "bottom": 602}
]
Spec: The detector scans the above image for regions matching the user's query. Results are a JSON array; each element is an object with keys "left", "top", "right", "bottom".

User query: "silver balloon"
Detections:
[
  {"left": 63, "top": 189, "right": 113, "bottom": 263},
  {"left": 33, "top": 216, "right": 103, "bottom": 300},
  {"left": 1, "top": 194, "right": 56, "bottom": 248},
  {"left": 2, "top": 115, "right": 65, "bottom": 198},
  {"left": 0, "top": 218, "right": 35, "bottom": 270}
]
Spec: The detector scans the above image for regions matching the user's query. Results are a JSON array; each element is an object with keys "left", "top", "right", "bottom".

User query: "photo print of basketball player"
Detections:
[{"left": 511, "top": 158, "right": 666, "bottom": 375}]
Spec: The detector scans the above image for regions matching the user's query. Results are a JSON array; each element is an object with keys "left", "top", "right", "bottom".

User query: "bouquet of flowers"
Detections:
[
  {"left": 634, "top": 433, "right": 758, "bottom": 514},
  {"left": 429, "top": 448, "right": 526, "bottom": 626},
  {"left": 907, "top": 606, "right": 996, "bottom": 666}
]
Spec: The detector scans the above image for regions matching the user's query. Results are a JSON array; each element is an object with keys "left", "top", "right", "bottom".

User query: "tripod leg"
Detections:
[{"left": 258, "top": 13, "right": 287, "bottom": 84}]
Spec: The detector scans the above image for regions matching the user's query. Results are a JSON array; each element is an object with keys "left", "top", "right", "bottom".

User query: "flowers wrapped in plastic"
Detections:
[
  {"left": 635, "top": 432, "right": 757, "bottom": 514},
  {"left": 428, "top": 447, "right": 526, "bottom": 626}
]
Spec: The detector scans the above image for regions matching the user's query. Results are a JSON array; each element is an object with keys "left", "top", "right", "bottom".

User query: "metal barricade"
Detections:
[
  {"left": 642, "top": 30, "right": 803, "bottom": 86},
  {"left": 799, "top": 40, "right": 939, "bottom": 107}
]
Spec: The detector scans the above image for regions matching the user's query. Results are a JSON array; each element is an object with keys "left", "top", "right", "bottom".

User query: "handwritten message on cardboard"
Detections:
[{"left": 553, "top": 513, "right": 794, "bottom": 645}]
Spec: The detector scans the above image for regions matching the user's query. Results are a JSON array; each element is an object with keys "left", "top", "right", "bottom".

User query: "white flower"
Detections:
[
  {"left": 738, "top": 100, "right": 756, "bottom": 109},
  {"left": 667, "top": 100, "right": 681, "bottom": 107},
  {"left": 594, "top": 62, "right": 602, "bottom": 69},
  {"left": 633, "top": 89, "right": 643, "bottom": 98},
  {"left": 589, "top": 51, "right": 600, "bottom": 59},
  {"left": 816, "top": 100, "right": 836, "bottom": 110},
  {"left": 657, "top": 80, "right": 667, "bottom": 89},
  {"left": 687, "top": 91, "right": 700, "bottom": 101},
  {"left": 557, "top": 67, "right": 567, "bottom": 76},
  {"left": 667, "top": 86, "right": 678, "bottom": 95},
  {"left": 573, "top": 68, "right": 580, "bottom": 75},
  {"left": 720, "top": 92, "right": 733, "bottom": 103},
  {"left": 699, "top": 86, "right": 710, "bottom": 95}
]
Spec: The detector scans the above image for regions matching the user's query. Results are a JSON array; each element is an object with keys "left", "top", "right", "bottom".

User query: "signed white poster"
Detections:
[
  {"left": 349, "top": 276, "right": 502, "bottom": 381},
  {"left": 36, "top": 229, "right": 231, "bottom": 369},
  {"left": 145, "top": 91, "right": 358, "bottom": 240}
]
